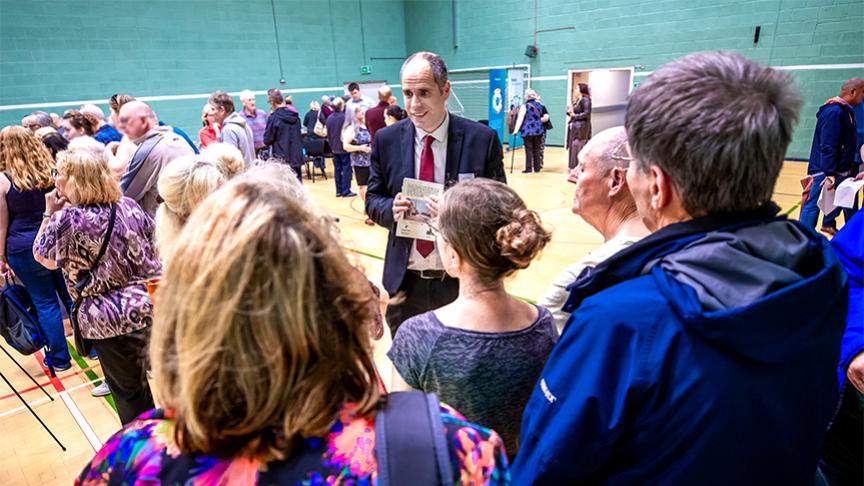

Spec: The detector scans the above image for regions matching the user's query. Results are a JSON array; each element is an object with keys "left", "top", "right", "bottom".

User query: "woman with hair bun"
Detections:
[
  {"left": 388, "top": 178, "right": 557, "bottom": 458},
  {"left": 61, "top": 110, "right": 99, "bottom": 141},
  {"left": 77, "top": 170, "right": 509, "bottom": 484}
]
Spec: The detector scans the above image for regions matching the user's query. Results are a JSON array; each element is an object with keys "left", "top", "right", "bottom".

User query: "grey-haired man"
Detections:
[{"left": 515, "top": 51, "right": 847, "bottom": 484}]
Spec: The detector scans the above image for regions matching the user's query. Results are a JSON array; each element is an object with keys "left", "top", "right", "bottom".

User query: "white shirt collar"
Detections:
[{"left": 415, "top": 112, "right": 449, "bottom": 144}]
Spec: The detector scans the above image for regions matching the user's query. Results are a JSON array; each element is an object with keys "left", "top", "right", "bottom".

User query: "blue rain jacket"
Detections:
[
  {"left": 514, "top": 205, "right": 847, "bottom": 485},
  {"left": 831, "top": 212, "right": 863, "bottom": 391}
]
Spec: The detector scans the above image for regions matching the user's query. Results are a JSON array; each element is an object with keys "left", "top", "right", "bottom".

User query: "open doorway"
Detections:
[
  {"left": 565, "top": 68, "right": 633, "bottom": 142},
  {"left": 343, "top": 80, "right": 388, "bottom": 103}
]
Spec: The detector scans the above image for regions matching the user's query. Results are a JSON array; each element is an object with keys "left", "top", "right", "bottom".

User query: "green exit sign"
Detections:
[{"left": 360, "top": 65, "right": 373, "bottom": 75}]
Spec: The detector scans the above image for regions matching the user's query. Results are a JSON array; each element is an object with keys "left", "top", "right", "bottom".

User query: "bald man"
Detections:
[
  {"left": 800, "top": 77, "right": 864, "bottom": 235},
  {"left": 538, "top": 127, "right": 649, "bottom": 331},
  {"left": 365, "top": 84, "right": 392, "bottom": 140},
  {"left": 119, "top": 101, "right": 194, "bottom": 216},
  {"left": 320, "top": 95, "right": 334, "bottom": 120}
]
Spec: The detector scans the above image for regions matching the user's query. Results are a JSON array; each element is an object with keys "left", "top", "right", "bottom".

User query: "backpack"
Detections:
[
  {"left": 376, "top": 392, "right": 454, "bottom": 486},
  {"left": 0, "top": 278, "right": 48, "bottom": 356}
]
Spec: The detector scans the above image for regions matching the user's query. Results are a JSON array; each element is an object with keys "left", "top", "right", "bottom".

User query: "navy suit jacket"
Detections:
[{"left": 365, "top": 114, "right": 506, "bottom": 294}]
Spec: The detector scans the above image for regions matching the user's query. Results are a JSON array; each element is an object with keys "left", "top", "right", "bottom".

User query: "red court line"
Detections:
[
  {"left": 0, "top": 363, "right": 102, "bottom": 401},
  {"left": 32, "top": 349, "right": 101, "bottom": 452}
]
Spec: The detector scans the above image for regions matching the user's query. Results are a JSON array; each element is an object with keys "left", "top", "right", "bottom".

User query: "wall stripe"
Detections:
[
  {"left": 0, "top": 87, "right": 344, "bottom": 112},
  {"left": 1, "top": 63, "right": 861, "bottom": 112}
]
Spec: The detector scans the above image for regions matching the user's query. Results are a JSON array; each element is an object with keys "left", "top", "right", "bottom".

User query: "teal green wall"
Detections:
[
  {"left": 0, "top": 0, "right": 406, "bottom": 137},
  {"left": 2, "top": 0, "right": 862, "bottom": 158},
  {"left": 405, "top": 0, "right": 864, "bottom": 158}
]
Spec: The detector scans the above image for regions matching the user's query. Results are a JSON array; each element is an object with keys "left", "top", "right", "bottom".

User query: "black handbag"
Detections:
[
  {"left": 70, "top": 203, "right": 116, "bottom": 356},
  {"left": 0, "top": 276, "right": 48, "bottom": 355}
]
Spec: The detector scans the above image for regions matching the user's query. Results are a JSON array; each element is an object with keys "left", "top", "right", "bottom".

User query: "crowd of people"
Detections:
[{"left": 1, "top": 49, "right": 861, "bottom": 485}]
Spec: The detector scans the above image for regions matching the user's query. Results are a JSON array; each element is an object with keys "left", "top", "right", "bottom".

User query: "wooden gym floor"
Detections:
[{"left": 0, "top": 146, "right": 844, "bottom": 485}]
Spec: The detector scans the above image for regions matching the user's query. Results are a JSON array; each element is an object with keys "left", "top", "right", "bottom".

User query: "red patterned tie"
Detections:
[{"left": 416, "top": 135, "right": 435, "bottom": 257}]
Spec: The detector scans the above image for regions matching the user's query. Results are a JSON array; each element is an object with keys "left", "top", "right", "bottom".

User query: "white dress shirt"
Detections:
[{"left": 407, "top": 112, "right": 449, "bottom": 271}]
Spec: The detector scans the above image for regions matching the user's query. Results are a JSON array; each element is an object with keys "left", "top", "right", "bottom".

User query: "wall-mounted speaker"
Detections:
[{"left": 525, "top": 45, "right": 538, "bottom": 58}]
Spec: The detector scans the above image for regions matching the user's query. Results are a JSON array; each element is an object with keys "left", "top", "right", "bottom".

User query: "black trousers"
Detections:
[
  {"left": 92, "top": 327, "right": 154, "bottom": 425},
  {"left": 385, "top": 272, "right": 459, "bottom": 336},
  {"left": 523, "top": 135, "right": 543, "bottom": 172},
  {"left": 819, "top": 386, "right": 863, "bottom": 485}
]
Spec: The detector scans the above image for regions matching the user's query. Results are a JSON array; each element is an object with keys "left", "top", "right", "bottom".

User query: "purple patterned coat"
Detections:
[{"left": 34, "top": 197, "right": 161, "bottom": 340}]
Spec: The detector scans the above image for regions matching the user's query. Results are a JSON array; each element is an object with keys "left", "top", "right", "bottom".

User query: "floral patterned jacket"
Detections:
[{"left": 77, "top": 404, "right": 511, "bottom": 485}]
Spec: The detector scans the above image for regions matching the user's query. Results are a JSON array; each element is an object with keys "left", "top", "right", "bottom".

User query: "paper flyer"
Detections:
[
  {"left": 834, "top": 178, "right": 864, "bottom": 209},
  {"left": 817, "top": 186, "right": 837, "bottom": 215},
  {"left": 396, "top": 178, "right": 444, "bottom": 242}
]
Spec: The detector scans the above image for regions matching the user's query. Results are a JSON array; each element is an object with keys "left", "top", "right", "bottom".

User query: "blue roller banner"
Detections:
[{"left": 488, "top": 68, "right": 506, "bottom": 144}]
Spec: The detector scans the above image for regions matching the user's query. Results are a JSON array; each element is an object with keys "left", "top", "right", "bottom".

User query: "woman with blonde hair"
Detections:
[
  {"left": 200, "top": 142, "right": 246, "bottom": 178},
  {"left": 34, "top": 137, "right": 160, "bottom": 423},
  {"left": 0, "top": 125, "right": 73, "bottom": 371},
  {"left": 304, "top": 100, "right": 322, "bottom": 136},
  {"left": 78, "top": 173, "right": 509, "bottom": 484},
  {"left": 389, "top": 178, "right": 556, "bottom": 458},
  {"left": 198, "top": 103, "right": 220, "bottom": 149},
  {"left": 155, "top": 153, "right": 234, "bottom": 255}
]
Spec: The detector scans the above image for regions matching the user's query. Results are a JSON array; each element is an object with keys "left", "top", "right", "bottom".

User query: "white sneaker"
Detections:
[{"left": 91, "top": 382, "right": 111, "bottom": 397}]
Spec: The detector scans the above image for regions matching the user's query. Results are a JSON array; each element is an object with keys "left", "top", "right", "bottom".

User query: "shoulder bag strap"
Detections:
[
  {"left": 74, "top": 203, "right": 117, "bottom": 299},
  {"left": 90, "top": 203, "right": 118, "bottom": 280},
  {"left": 120, "top": 135, "right": 163, "bottom": 192},
  {"left": 375, "top": 391, "right": 453, "bottom": 486}
]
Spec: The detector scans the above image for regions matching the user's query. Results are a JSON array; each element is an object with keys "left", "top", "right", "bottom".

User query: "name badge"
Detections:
[{"left": 458, "top": 172, "right": 476, "bottom": 181}]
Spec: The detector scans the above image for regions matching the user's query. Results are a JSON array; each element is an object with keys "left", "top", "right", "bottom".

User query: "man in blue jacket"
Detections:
[
  {"left": 514, "top": 51, "right": 848, "bottom": 485},
  {"left": 799, "top": 78, "right": 864, "bottom": 235},
  {"left": 820, "top": 212, "right": 863, "bottom": 484},
  {"left": 263, "top": 88, "right": 304, "bottom": 181}
]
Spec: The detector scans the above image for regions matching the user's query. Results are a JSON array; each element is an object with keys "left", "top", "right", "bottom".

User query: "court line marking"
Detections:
[
  {"left": 0, "top": 362, "right": 101, "bottom": 401},
  {"left": 65, "top": 339, "right": 117, "bottom": 412},
  {"left": 33, "top": 350, "right": 102, "bottom": 452},
  {"left": 0, "top": 376, "right": 105, "bottom": 419},
  {"left": 60, "top": 390, "right": 103, "bottom": 451}
]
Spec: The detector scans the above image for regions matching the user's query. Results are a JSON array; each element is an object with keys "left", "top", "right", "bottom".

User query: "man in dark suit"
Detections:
[{"left": 366, "top": 51, "right": 506, "bottom": 335}]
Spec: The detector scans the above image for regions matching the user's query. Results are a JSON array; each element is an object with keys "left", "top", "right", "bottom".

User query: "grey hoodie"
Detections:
[
  {"left": 651, "top": 220, "right": 811, "bottom": 311},
  {"left": 220, "top": 111, "right": 255, "bottom": 165}
]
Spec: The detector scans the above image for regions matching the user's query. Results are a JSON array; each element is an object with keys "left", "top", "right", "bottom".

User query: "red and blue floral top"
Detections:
[{"left": 77, "top": 404, "right": 511, "bottom": 485}]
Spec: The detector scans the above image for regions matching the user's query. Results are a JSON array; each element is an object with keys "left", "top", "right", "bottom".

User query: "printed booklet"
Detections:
[{"left": 396, "top": 178, "right": 444, "bottom": 242}]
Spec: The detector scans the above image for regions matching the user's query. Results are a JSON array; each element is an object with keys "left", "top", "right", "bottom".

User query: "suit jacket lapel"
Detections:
[
  {"left": 445, "top": 114, "right": 463, "bottom": 183},
  {"left": 400, "top": 121, "right": 416, "bottom": 184}
]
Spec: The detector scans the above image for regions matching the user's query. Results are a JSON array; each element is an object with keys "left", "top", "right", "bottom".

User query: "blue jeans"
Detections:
[
  {"left": 333, "top": 153, "right": 353, "bottom": 196},
  {"left": 6, "top": 249, "right": 72, "bottom": 367},
  {"left": 799, "top": 173, "right": 859, "bottom": 229}
]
